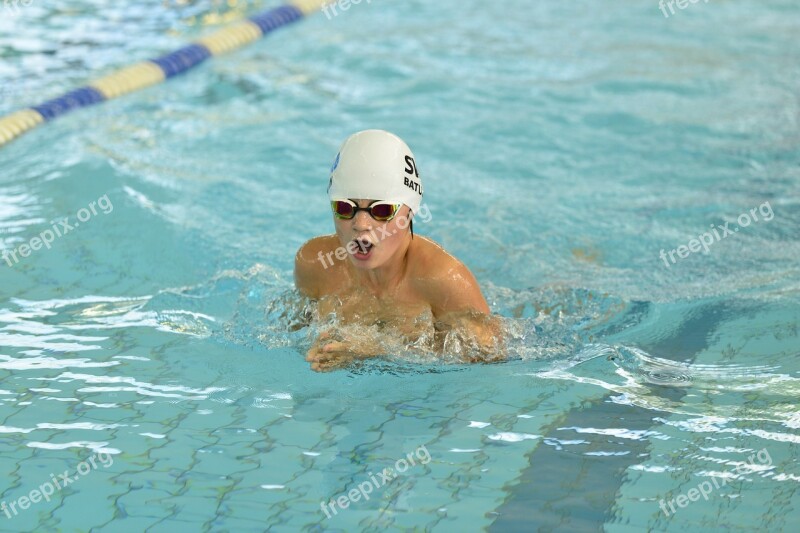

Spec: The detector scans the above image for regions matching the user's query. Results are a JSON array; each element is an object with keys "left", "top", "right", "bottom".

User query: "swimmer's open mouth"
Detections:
[{"left": 353, "top": 238, "right": 374, "bottom": 255}]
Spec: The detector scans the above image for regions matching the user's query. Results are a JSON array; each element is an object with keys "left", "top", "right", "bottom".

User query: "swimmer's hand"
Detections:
[{"left": 305, "top": 330, "right": 380, "bottom": 372}]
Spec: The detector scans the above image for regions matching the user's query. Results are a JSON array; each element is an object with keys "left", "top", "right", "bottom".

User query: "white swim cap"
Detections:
[{"left": 328, "top": 129, "right": 423, "bottom": 214}]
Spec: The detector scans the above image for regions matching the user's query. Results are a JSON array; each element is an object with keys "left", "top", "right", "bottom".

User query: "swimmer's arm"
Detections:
[
  {"left": 294, "top": 239, "right": 325, "bottom": 299},
  {"left": 295, "top": 238, "right": 385, "bottom": 371},
  {"left": 434, "top": 311, "right": 505, "bottom": 363},
  {"left": 427, "top": 263, "right": 505, "bottom": 362}
]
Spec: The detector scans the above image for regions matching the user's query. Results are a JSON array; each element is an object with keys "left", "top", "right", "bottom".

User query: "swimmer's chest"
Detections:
[{"left": 317, "top": 289, "right": 432, "bottom": 330}]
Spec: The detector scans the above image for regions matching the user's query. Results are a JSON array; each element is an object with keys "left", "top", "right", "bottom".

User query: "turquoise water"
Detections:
[{"left": 2, "top": 0, "right": 799, "bottom": 531}]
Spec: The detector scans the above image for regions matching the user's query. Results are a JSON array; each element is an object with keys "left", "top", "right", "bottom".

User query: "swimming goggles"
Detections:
[{"left": 331, "top": 199, "right": 401, "bottom": 221}]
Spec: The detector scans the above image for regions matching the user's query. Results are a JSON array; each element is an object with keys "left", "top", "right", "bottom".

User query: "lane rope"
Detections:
[{"left": 0, "top": 0, "right": 326, "bottom": 148}]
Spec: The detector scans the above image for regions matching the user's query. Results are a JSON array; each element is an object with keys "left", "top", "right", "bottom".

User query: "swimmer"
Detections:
[{"left": 295, "top": 129, "right": 503, "bottom": 372}]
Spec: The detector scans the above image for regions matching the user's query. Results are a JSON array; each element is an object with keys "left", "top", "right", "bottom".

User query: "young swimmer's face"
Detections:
[{"left": 333, "top": 199, "right": 413, "bottom": 269}]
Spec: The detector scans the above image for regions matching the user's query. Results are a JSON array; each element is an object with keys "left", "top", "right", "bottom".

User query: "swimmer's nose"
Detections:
[{"left": 352, "top": 210, "right": 373, "bottom": 231}]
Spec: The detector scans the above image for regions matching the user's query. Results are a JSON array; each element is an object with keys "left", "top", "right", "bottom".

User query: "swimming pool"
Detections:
[{"left": 1, "top": 0, "right": 799, "bottom": 530}]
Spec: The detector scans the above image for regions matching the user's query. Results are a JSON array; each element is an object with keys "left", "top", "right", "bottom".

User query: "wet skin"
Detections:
[{"left": 295, "top": 200, "right": 503, "bottom": 372}]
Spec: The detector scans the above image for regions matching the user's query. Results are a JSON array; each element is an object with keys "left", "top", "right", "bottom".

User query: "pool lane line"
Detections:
[{"left": 0, "top": 0, "right": 326, "bottom": 148}]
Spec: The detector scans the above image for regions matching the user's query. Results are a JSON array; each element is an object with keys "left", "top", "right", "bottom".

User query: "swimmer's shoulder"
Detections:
[
  {"left": 407, "top": 235, "right": 455, "bottom": 271},
  {"left": 294, "top": 235, "right": 342, "bottom": 298},
  {"left": 407, "top": 235, "right": 489, "bottom": 314}
]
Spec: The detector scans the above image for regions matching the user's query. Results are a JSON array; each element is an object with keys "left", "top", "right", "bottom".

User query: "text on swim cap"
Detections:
[
  {"left": 404, "top": 156, "right": 419, "bottom": 177},
  {"left": 404, "top": 155, "right": 422, "bottom": 195}
]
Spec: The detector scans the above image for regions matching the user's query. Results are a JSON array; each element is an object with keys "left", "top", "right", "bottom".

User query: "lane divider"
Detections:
[{"left": 0, "top": 0, "right": 326, "bottom": 148}]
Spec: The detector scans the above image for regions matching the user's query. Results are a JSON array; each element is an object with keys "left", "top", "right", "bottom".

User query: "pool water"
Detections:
[{"left": 1, "top": 0, "right": 799, "bottom": 531}]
